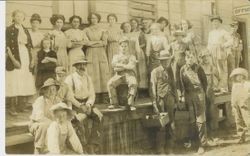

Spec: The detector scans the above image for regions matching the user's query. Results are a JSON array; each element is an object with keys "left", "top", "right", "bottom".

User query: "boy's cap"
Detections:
[
  {"left": 55, "top": 66, "right": 66, "bottom": 74},
  {"left": 200, "top": 49, "right": 211, "bottom": 58},
  {"left": 230, "top": 68, "right": 248, "bottom": 79},
  {"left": 157, "top": 50, "right": 172, "bottom": 60},
  {"left": 119, "top": 37, "right": 129, "bottom": 44},
  {"left": 230, "top": 21, "right": 239, "bottom": 27},
  {"left": 50, "top": 102, "right": 74, "bottom": 119}
]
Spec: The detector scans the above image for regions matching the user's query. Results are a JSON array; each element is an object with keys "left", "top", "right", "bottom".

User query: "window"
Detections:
[{"left": 128, "top": 0, "right": 157, "bottom": 20}]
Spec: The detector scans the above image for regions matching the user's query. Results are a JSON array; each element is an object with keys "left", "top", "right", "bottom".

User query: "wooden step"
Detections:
[{"left": 6, "top": 133, "right": 33, "bottom": 147}]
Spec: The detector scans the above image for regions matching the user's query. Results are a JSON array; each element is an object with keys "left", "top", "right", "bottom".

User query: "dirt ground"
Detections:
[{"left": 171, "top": 129, "right": 250, "bottom": 156}]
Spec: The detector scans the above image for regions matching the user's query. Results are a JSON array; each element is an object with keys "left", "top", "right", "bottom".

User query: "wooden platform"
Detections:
[{"left": 6, "top": 93, "right": 233, "bottom": 154}]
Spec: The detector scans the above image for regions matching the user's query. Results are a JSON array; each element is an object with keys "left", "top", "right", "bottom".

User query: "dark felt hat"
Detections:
[{"left": 210, "top": 15, "right": 223, "bottom": 23}]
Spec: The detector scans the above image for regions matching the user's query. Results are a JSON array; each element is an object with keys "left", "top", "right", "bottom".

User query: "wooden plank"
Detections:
[
  {"left": 130, "top": 0, "right": 156, "bottom": 5},
  {"left": 6, "top": 133, "right": 33, "bottom": 147},
  {"left": 95, "top": 2, "right": 128, "bottom": 14},
  {"left": 128, "top": 2, "right": 156, "bottom": 12},
  {"left": 7, "top": 1, "right": 53, "bottom": 7}
]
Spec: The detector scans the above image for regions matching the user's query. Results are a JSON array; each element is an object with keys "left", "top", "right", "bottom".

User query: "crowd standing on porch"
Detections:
[{"left": 5, "top": 9, "right": 250, "bottom": 154}]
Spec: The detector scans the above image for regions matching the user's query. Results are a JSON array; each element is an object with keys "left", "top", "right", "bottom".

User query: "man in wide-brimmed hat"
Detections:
[
  {"left": 207, "top": 15, "right": 231, "bottom": 93},
  {"left": 150, "top": 50, "right": 177, "bottom": 154},
  {"left": 64, "top": 56, "right": 103, "bottom": 154},
  {"left": 229, "top": 67, "right": 250, "bottom": 143},
  {"left": 169, "top": 30, "right": 189, "bottom": 94},
  {"left": 29, "top": 78, "right": 61, "bottom": 154},
  {"left": 46, "top": 102, "right": 84, "bottom": 154}
]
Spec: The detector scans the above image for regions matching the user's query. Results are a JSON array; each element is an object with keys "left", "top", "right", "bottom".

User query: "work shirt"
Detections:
[
  {"left": 30, "top": 96, "right": 61, "bottom": 122},
  {"left": 47, "top": 121, "right": 83, "bottom": 154},
  {"left": 57, "top": 82, "right": 81, "bottom": 108},
  {"left": 207, "top": 28, "right": 231, "bottom": 49},
  {"left": 65, "top": 72, "right": 95, "bottom": 105},
  {"left": 151, "top": 65, "right": 177, "bottom": 99},
  {"left": 112, "top": 53, "right": 137, "bottom": 75}
]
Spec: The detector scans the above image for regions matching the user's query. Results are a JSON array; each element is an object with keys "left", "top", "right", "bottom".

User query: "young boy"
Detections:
[
  {"left": 47, "top": 102, "right": 84, "bottom": 154},
  {"left": 107, "top": 37, "right": 138, "bottom": 111},
  {"left": 230, "top": 68, "right": 250, "bottom": 143}
]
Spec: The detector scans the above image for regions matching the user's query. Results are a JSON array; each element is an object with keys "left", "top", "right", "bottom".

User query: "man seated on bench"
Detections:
[
  {"left": 107, "top": 37, "right": 138, "bottom": 111},
  {"left": 64, "top": 56, "right": 103, "bottom": 154},
  {"left": 150, "top": 50, "right": 177, "bottom": 154},
  {"left": 29, "top": 78, "right": 61, "bottom": 154}
]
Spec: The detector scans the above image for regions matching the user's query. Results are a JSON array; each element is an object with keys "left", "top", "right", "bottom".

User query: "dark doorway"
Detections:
[{"left": 237, "top": 21, "right": 248, "bottom": 69}]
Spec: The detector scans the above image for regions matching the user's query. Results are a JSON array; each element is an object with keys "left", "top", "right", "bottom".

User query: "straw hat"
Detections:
[
  {"left": 157, "top": 50, "right": 172, "bottom": 60},
  {"left": 55, "top": 66, "right": 66, "bottom": 74},
  {"left": 40, "top": 78, "right": 59, "bottom": 90},
  {"left": 229, "top": 68, "right": 248, "bottom": 79},
  {"left": 119, "top": 36, "right": 129, "bottom": 45},
  {"left": 200, "top": 49, "right": 211, "bottom": 58},
  {"left": 72, "top": 56, "right": 89, "bottom": 66},
  {"left": 210, "top": 15, "right": 223, "bottom": 23},
  {"left": 50, "top": 102, "right": 74, "bottom": 120}
]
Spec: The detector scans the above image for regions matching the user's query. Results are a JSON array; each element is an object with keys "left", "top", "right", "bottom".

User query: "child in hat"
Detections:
[
  {"left": 107, "top": 37, "right": 138, "bottom": 111},
  {"left": 230, "top": 68, "right": 250, "bottom": 143},
  {"left": 47, "top": 102, "right": 84, "bottom": 154}
]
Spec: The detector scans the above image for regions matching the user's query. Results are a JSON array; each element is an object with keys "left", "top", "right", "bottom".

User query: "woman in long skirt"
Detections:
[
  {"left": 83, "top": 13, "right": 110, "bottom": 95},
  {"left": 29, "top": 13, "right": 44, "bottom": 77},
  {"left": 65, "top": 15, "right": 85, "bottom": 73},
  {"left": 106, "top": 13, "right": 122, "bottom": 75},
  {"left": 48, "top": 14, "right": 71, "bottom": 73},
  {"left": 6, "top": 10, "right": 36, "bottom": 115}
]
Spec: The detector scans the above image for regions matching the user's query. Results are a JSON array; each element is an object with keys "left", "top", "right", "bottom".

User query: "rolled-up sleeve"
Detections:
[{"left": 86, "top": 76, "right": 95, "bottom": 106}]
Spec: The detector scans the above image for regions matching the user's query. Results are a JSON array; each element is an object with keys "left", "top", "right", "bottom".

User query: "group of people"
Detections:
[{"left": 5, "top": 9, "right": 249, "bottom": 155}]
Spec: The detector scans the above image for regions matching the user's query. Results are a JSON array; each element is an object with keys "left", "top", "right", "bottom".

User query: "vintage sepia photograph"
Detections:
[{"left": 4, "top": 0, "right": 250, "bottom": 155}]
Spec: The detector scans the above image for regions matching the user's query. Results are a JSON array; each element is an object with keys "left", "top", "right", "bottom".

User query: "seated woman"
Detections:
[
  {"left": 29, "top": 78, "right": 61, "bottom": 154},
  {"left": 47, "top": 102, "right": 84, "bottom": 154}
]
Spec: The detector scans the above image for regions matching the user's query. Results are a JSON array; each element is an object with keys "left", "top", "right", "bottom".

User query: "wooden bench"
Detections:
[
  {"left": 210, "top": 92, "right": 233, "bottom": 130},
  {"left": 6, "top": 133, "right": 33, "bottom": 147}
]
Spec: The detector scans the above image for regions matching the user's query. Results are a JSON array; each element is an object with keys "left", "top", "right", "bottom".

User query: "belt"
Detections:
[{"left": 75, "top": 98, "right": 88, "bottom": 103}]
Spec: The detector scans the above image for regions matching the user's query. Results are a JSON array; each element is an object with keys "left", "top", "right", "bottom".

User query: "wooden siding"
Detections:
[{"left": 6, "top": 1, "right": 53, "bottom": 29}]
